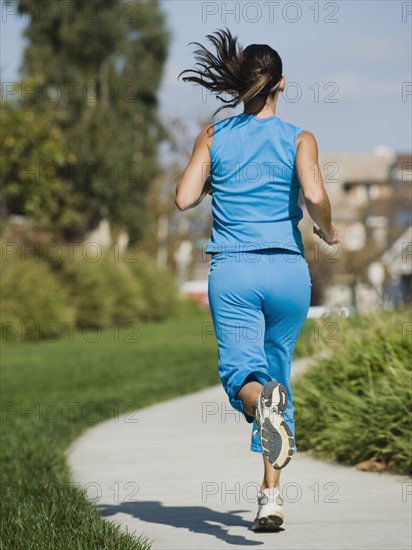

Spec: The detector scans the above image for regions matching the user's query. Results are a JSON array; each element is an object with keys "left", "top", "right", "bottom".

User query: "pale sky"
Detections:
[{"left": 2, "top": 0, "right": 411, "bottom": 153}]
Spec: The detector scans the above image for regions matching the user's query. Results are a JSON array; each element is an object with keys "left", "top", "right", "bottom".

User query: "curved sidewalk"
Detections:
[{"left": 66, "top": 358, "right": 411, "bottom": 549}]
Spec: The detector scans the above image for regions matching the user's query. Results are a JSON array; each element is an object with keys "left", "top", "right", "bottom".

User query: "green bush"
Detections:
[
  {"left": 1, "top": 254, "right": 75, "bottom": 343},
  {"left": 57, "top": 247, "right": 147, "bottom": 328},
  {"left": 293, "top": 310, "right": 411, "bottom": 474},
  {"left": 172, "top": 295, "right": 207, "bottom": 318},
  {"left": 57, "top": 247, "right": 115, "bottom": 328},
  {"left": 127, "top": 251, "right": 181, "bottom": 321},
  {"left": 102, "top": 256, "right": 147, "bottom": 325},
  {"left": 1, "top": 240, "right": 215, "bottom": 342}
]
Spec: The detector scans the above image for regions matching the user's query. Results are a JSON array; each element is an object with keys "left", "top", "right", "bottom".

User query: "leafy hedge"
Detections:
[
  {"left": 1, "top": 243, "right": 203, "bottom": 342},
  {"left": 1, "top": 255, "right": 76, "bottom": 342},
  {"left": 293, "top": 310, "right": 411, "bottom": 474}
]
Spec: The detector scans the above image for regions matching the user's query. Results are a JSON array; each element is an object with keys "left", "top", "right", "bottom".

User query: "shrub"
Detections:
[
  {"left": 57, "top": 247, "right": 146, "bottom": 328},
  {"left": 126, "top": 251, "right": 181, "bottom": 321},
  {"left": 57, "top": 247, "right": 114, "bottom": 328},
  {"left": 172, "top": 295, "right": 207, "bottom": 318},
  {"left": 293, "top": 310, "right": 411, "bottom": 474},
  {"left": 1, "top": 240, "right": 208, "bottom": 342},
  {"left": 1, "top": 253, "right": 75, "bottom": 343},
  {"left": 97, "top": 253, "right": 147, "bottom": 326}
]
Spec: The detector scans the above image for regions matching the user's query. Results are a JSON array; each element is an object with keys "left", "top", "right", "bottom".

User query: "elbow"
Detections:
[
  {"left": 175, "top": 199, "right": 185, "bottom": 212},
  {"left": 175, "top": 190, "right": 200, "bottom": 211},
  {"left": 175, "top": 195, "right": 188, "bottom": 211},
  {"left": 304, "top": 190, "right": 325, "bottom": 206}
]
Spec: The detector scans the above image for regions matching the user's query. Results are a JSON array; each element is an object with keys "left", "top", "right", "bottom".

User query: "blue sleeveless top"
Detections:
[{"left": 204, "top": 112, "right": 304, "bottom": 255}]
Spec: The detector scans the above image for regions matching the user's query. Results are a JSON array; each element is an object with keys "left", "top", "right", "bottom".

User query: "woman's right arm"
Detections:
[{"left": 295, "top": 130, "right": 340, "bottom": 245}]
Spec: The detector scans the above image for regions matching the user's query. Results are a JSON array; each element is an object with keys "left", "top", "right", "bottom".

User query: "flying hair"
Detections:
[{"left": 178, "top": 28, "right": 283, "bottom": 117}]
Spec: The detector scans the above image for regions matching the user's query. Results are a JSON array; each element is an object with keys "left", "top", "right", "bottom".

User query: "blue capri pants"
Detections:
[{"left": 207, "top": 248, "right": 311, "bottom": 453}]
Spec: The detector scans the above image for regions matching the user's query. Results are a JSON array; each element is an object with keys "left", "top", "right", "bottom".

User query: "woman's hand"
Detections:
[{"left": 313, "top": 223, "right": 340, "bottom": 245}]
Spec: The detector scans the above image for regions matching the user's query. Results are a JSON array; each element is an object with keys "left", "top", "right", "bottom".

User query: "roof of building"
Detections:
[{"left": 318, "top": 151, "right": 394, "bottom": 197}]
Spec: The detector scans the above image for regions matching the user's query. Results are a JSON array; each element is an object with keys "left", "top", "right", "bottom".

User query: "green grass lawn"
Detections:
[
  {"left": 0, "top": 310, "right": 314, "bottom": 549},
  {"left": 1, "top": 314, "right": 313, "bottom": 550},
  {"left": 1, "top": 313, "right": 218, "bottom": 549}
]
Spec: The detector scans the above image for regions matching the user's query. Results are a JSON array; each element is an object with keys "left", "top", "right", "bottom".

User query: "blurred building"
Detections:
[
  {"left": 182, "top": 149, "right": 411, "bottom": 313},
  {"left": 302, "top": 148, "right": 411, "bottom": 311}
]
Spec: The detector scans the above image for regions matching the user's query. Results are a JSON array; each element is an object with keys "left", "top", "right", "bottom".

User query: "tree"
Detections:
[
  {"left": 11, "top": 0, "right": 170, "bottom": 242},
  {"left": 1, "top": 83, "right": 84, "bottom": 236}
]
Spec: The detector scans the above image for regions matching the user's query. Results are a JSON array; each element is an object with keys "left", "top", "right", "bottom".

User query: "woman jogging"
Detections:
[{"left": 175, "top": 28, "right": 339, "bottom": 532}]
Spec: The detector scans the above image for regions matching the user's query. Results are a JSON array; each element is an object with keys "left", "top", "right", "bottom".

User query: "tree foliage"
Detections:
[
  {"left": 1, "top": 88, "right": 84, "bottom": 233},
  {"left": 6, "top": 0, "right": 170, "bottom": 242}
]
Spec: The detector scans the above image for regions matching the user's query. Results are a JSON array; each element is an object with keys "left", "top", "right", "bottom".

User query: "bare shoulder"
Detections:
[
  {"left": 195, "top": 123, "right": 215, "bottom": 149},
  {"left": 296, "top": 130, "right": 319, "bottom": 157},
  {"left": 297, "top": 129, "right": 317, "bottom": 147}
]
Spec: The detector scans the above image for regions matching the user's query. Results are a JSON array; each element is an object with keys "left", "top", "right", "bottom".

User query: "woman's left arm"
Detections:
[{"left": 175, "top": 125, "right": 212, "bottom": 211}]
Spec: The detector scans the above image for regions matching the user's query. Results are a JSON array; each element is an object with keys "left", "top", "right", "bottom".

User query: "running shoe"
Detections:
[
  {"left": 255, "top": 381, "right": 294, "bottom": 469},
  {"left": 252, "top": 487, "right": 284, "bottom": 532}
]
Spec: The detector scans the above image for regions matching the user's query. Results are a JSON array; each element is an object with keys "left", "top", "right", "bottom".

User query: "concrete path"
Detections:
[{"left": 66, "top": 358, "right": 411, "bottom": 549}]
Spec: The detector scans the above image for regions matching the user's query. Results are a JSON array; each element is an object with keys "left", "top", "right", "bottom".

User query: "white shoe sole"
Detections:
[{"left": 257, "top": 381, "right": 295, "bottom": 469}]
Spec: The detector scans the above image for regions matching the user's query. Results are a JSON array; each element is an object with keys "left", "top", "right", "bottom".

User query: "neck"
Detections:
[{"left": 243, "top": 94, "right": 278, "bottom": 118}]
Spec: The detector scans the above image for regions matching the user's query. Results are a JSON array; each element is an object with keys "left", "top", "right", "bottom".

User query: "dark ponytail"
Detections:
[{"left": 178, "top": 28, "right": 283, "bottom": 117}]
